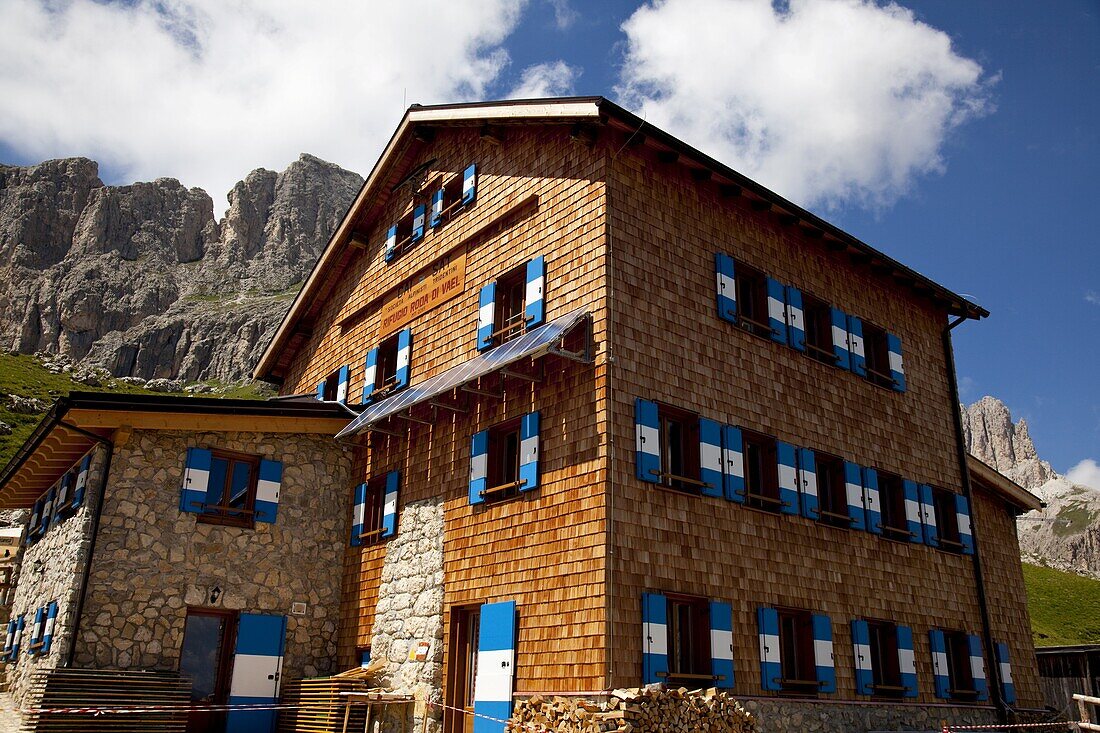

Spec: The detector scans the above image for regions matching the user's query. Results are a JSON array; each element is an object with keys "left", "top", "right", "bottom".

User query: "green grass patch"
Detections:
[
  {"left": 1052, "top": 501, "right": 1098, "bottom": 537},
  {"left": 1023, "top": 562, "right": 1100, "bottom": 646}
]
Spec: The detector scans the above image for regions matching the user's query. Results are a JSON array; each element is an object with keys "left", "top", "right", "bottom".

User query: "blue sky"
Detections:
[{"left": 0, "top": 0, "right": 1097, "bottom": 478}]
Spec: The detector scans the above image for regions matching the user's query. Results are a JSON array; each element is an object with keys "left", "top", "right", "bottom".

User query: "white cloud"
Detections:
[
  {"left": 508, "top": 61, "right": 581, "bottom": 99},
  {"left": 615, "top": 0, "right": 994, "bottom": 210},
  {"left": 547, "top": 0, "right": 579, "bottom": 30},
  {"left": 0, "top": 0, "right": 524, "bottom": 208},
  {"left": 1086, "top": 291, "right": 1100, "bottom": 306},
  {"left": 1067, "top": 459, "right": 1100, "bottom": 492}
]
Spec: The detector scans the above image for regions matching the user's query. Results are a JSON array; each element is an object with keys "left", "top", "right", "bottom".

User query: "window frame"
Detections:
[
  {"left": 943, "top": 628, "right": 979, "bottom": 699},
  {"left": 861, "top": 320, "right": 894, "bottom": 389},
  {"left": 801, "top": 292, "right": 836, "bottom": 366},
  {"left": 866, "top": 619, "right": 905, "bottom": 697},
  {"left": 654, "top": 403, "right": 703, "bottom": 494},
  {"left": 932, "top": 486, "right": 964, "bottom": 552},
  {"left": 814, "top": 452, "right": 851, "bottom": 528},
  {"left": 734, "top": 261, "right": 771, "bottom": 339},
  {"left": 373, "top": 332, "right": 401, "bottom": 396},
  {"left": 664, "top": 592, "right": 712, "bottom": 684},
  {"left": 742, "top": 430, "right": 781, "bottom": 512},
  {"left": 492, "top": 264, "right": 529, "bottom": 347},
  {"left": 355, "top": 474, "right": 388, "bottom": 545},
  {"left": 481, "top": 417, "right": 525, "bottom": 504},
  {"left": 196, "top": 449, "right": 260, "bottom": 529},
  {"left": 776, "top": 608, "right": 819, "bottom": 693},
  {"left": 877, "top": 471, "right": 910, "bottom": 540},
  {"left": 318, "top": 370, "right": 341, "bottom": 402}
]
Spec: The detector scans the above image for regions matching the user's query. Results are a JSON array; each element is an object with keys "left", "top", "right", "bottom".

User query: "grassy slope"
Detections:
[
  {"left": 0, "top": 352, "right": 269, "bottom": 468},
  {"left": 1022, "top": 562, "right": 1100, "bottom": 647}
]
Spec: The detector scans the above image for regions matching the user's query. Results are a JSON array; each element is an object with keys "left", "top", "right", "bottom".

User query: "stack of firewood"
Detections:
[{"left": 507, "top": 686, "right": 756, "bottom": 733}]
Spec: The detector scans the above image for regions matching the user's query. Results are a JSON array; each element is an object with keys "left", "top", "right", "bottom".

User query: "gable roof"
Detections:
[
  {"left": 254, "top": 96, "right": 988, "bottom": 382},
  {"left": 967, "top": 453, "right": 1044, "bottom": 514}
]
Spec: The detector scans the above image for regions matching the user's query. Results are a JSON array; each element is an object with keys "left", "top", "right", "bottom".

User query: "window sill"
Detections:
[{"left": 196, "top": 514, "right": 255, "bottom": 530}]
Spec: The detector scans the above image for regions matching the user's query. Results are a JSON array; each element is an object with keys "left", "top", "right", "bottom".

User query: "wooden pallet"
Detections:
[
  {"left": 21, "top": 668, "right": 190, "bottom": 732},
  {"left": 277, "top": 677, "right": 375, "bottom": 733}
]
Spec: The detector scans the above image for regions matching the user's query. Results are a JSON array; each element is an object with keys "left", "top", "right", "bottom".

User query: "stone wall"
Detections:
[
  {"left": 72, "top": 429, "right": 352, "bottom": 684},
  {"left": 5, "top": 445, "right": 107, "bottom": 704},
  {"left": 369, "top": 497, "right": 445, "bottom": 733},
  {"left": 740, "top": 698, "right": 999, "bottom": 732}
]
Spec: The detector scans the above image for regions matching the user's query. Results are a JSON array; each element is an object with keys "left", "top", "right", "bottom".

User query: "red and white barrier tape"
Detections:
[{"left": 943, "top": 723, "right": 1074, "bottom": 732}]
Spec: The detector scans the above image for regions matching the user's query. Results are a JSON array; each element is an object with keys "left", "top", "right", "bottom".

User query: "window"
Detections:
[
  {"left": 814, "top": 452, "right": 849, "bottom": 527},
  {"left": 355, "top": 476, "right": 387, "bottom": 545},
  {"left": 877, "top": 471, "right": 909, "bottom": 539},
  {"left": 867, "top": 621, "right": 904, "bottom": 696},
  {"left": 318, "top": 371, "right": 340, "bottom": 401},
  {"left": 735, "top": 262, "right": 771, "bottom": 338},
  {"left": 802, "top": 293, "right": 835, "bottom": 366},
  {"left": 477, "top": 257, "right": 545, "bottom": 351},
  {"left": 470, "top": 412, "right": 539, "bottom": 506},
  {"left": 743, "top": 430, "right": 781, "bottom": 511},
  {"left": 373, "top": 333, "right": 400, "bottom": 395},
  {"left": 666, "top": 594, "right": 711, "bottom": 683},
  {"left": 481, "top": 418, "right": 523, "bottom": 502},
  {"left": 198, "top": 450, "right": 259, "bottom": 528},
  {"left": 777, "top": 609, "right": 818, "bottom": 692},
  {"left": 932, "top": 486, "right": 963, "bottom": 551},
  {"left": 944, "top": 629, "right": 977, "bottom": 698},
  {"left": 656, "top": 404, "right": 702, "bottom": 493},
  {"left": 862, "top": 321, "right": 893, "bottom": 389},
  {"left": 494, "top": 265, "right": 528, "bottom": 346}
]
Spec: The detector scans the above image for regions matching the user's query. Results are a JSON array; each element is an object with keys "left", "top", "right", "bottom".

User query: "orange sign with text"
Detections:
[{"left": 379, "top": 251, "right": 467, "bottom": 336}]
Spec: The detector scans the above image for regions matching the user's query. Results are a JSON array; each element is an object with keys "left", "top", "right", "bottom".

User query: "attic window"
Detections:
[{"left": 384, "top": 164, "right": 477, "bottom": 262}]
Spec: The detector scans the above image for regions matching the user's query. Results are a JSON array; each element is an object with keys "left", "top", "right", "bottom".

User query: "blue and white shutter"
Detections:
[
  {"left": 430, "top": 188, "right": 444, "bottom": 228},
  {"left": 395, "top": 329, "right": 412, "bottom": 390},
  {"left": 715, "top": 253, "right": 737, "bottom": 322},
  {"left": 830, "top": 307, "right": 851, "bottom": 370},
  {"left": 969, "top": 634, "right": 989, "bottom": 701},
  {"left": 897, "top": 626, "right": 918, "bottom": 697},
  {"left": 635, "top": 399, "right": 660, "bottom": 484},
  {"left": 384, "top": 224, "right": 398, "bottom": 262},
  {"left": 776, "top": 442, "right": 800, "bottom": 515},
  {"left": 411, "top": 204, "right": 426, "bottom": 242},
  {"left": 473, "top": 600, "right": 515, "bottom": 733},
  {"left": 766, "top": 278, "right": 788, "bottom": 345},
  {"left": 844, "top": 461, "right": 867, "bottom": 530},
  {"left": 903, "top": 480, "right": 923, "bottom": 542},
  {"left": 11, "top": 616, "right": 24, "bottom": 660},
  {"left": 350, "top": 483, "right": 368, "bottom": 547},
  {"left": 477, "top": 282, "right": 496, "bottom": 351},
  {"left": 30, "top": 607, "right": 44, "bottom": 655},
  {"left": 851, "top": 620, "right": 874, "bottom": 695},
  {"left": 41, "top": 601, "right": 58, "bottom": 654},
  {"left": 996, "top": 642, "right": 1016, "bottom": 704},
  {"left": 785, "top": 286, "right": 806, "bottom": 352},
  {"left": 524, "top": 256, "right": 546, "bottom": 328},
  {"left": 179, "top": 448, "right": 212, "bottom": 514},
  {"left": 254, "top": 459, "right": 282, "bottom": 524},
  {"left": 956, "top": 494, "right": 975, "bottom": 555},
  {"left": 710, "top": 601, "right": 734, "bottom": 689},
  {"left": 722, "top": 425, "right": 745, "bottom": 502},
  {"left": 462, "top": 164, "right": 477, "bottom": 207},
  {"left": 799, "top": 448, "right": 819, "bottom": 520},
  {"left": 226, "top": 613, "right": 287, "bottom": 733},
  {"left": 929, "top": 630, "right": 950, "bottom": 699},
  {"left": 920, "top": 484, "right": 939, "bottom": 547},
  {"left": 642, "top": 593, "right": 669, "bottom": 684},
  {"left": 29, "top": 498, "right": 42, "bottom": 538},
  {"left": 862, "top": 467, "right": 882, "bottom": 535},
  {"left": 886, "top": 333, "right": 906, "bottom": 392},
  {"left": 56, "top": 473, "right": 72, "bottom": 510},
  {"left": 2, "top": 621, "right": 14, "bottom": 661},
  {"left": 812, "top": 614, "right": 836, "bottom": 693},
  {"left": 469, "top": 430, "right": 489, "bottom": 505},
  {"left": 699, "top": 419, "right": 724, "bottom": 498},
  {"left": 336, "top": 365, "right": 350, "bottom": 404},
  {"left": 316, "top": 381, "right": 325, "bottom": 400},
  {"left": 381, "top": 471, "right": 399, "bottom": 538},
  {"left": 757, "top": 607, "right": 782, "bottom": 691},
  {"left": 847, "top": 315, "right": 867, "bottom": 376},
  {"left": 363, "top": 347, "right": 379, "bottom": 403},
  {"left": 40, "top": 488, "right": 55, "bottom": 533},
  {"left": 519, "top": 411, "right": 540, "bottom": 492},
  {"left": 72, "top": 454, "right": 91, "bottom": 509}
]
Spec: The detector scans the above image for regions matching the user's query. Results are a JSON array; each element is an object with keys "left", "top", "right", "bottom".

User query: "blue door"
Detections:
[{"left": 225, "top": 613, "right": 287, "bottom": 733}]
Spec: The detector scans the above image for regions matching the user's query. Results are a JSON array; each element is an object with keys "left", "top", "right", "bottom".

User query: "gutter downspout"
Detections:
[
  {"left": 61, "top": 421, "right": 113, "bottom": 669},
  {"left": 943, "top": 316, "right": 1008, "bottom": 721}
]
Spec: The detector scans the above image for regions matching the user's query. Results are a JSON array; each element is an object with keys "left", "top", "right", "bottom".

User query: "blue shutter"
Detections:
[
  {"left": 799, "top": 448, "right": 819, "bottom": 520},
  {"left": 395, "top": 329, "right": 412, "bottom": 390},
  {"left": 813, "top": 614, "right": 836, "bottom": 693},
  {"left": 722, "top": 425, "right": 745, "bottom": 503},
  {"left": 72, "top": 454, "right": 92, "bottom": 509},
  {"left": 920, "top": 484, "right": 940, "bottom": 547},
  {"left": 848, "top": 315, "right": 867, "bottom": 376},
  {"left": 462, "top": 164, "right": 477, "bottom": 207},
  {"left": 830, "top": 307, "right": 851, "bottom": 370},
  {"left": 844, "top": 461, "right": 867, "bottom": 530},
  {"left": 474, "top": 601, "right": 515, "bottom": 733},
  {"left": 430, "top": 188, "right": 444, "bottom": 228},
  {"left": 786, "top": 286, "right": 805, "bottom": 352},
  {"left": 710, "top": 601, "right": 734, "bottom": 689},
  {"left": 766, "top": 277, "right": 788, "bottom": 345},
  {"left": 11, "top": 615, "right": 24, "bottom": 659},
  {"left": 524, "top": 256, "right": 546, "bottom": 328},
  {"left": 254, "top": 459, "right": 282, "bottom": 524},
  {"left": 359, "top": 648, "right": 372, "bottom": 668},
  {"left": 384, "top": 224, "right": 398, "bottom": 262},
  {"left": 903, "top": 480, "right": 923, "bottom": 542},
  {"left": 41, "top": 601, "right": 58, "bottom": 654},
  {"left": 969, "top": 634, "right": 989, "bottom": 701},
  {"left": 381, "top": 471, "right": 399, "bottom": 538},
  {"left": 469, "top": 430, "right": 489, "bottom": 505},
  {"left": 519, "top": 412, "right": 540, "bottom": 492},
  {"left": 55, "top": 473, "right": 73, "bottom": 512},
  {"left": 316, "top": 381, "right": 325, "bottom": 400},
  {"left": 40, "top": 487, "right": 55, "bottom": 533},
  {"left": 996, "top": 642, "right": 1016, "bottom": 704},
  {"left": 362, "top": 347, "right": 379, "bottom": 403},
  {"left": 2, "top": 620, "right": 14, "bottom": 661},
  {"left": 863, "top": 467, "right": 882, "bottom": 535},
  {"left": 30, "top": 607, "right": 45, "bottom": 656},
  {"left": 180, "top": 448, "right": 212, "bottom": 514},
  {"left": 757, "top": 607, "right": 782, "bottom": 691},
  {"left": 929, "top": 629, "right": 950, "bottom": 699},
  {"left": 635, "top": 399, "right": 660, "bottom": 484},
  {"left": 642, "top": 593, "right": 669, "bottom": 684},
  {"left": 699, "top": 418, "right": 723, "bottom": 498},
  {"left": 477, "top": 282, "right": 496, "bottom": 351},
  {"left": 886, "top": 333, "right": 906, "bottom": 392},
  {"left": 226, "top": 613, "right": 287, "bottom": 733},
  {"left": 715, "top": 253, "right": 737, "bottom": 322},
  {"left": 956, "top": 494, "right": 974, "bottom": 555},
  {"left": 28, "top": 498, "right": 42, "bottom": 539},
  {"left": 897, "top": 625, "right": 918, "bottom": 697},
  {"left": 350, "top": 483, "right": 367, "bottom": 547},
  {"left": 776, "top": 442, "right": 800, "bottom": 515},
  {"left": 336, "top": 365, "right": 350, "bottom": 404},
  {"left": 411, "top": 204, "right": 426, "bottom": 242},
  {"left": 851, "top": 620, "right": 873, "bottom": 695}
]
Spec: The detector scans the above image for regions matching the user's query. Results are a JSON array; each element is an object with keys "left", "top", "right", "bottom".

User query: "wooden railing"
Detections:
[{"left": 1075, "top": 693, "right": 1100, "bottom": 731}]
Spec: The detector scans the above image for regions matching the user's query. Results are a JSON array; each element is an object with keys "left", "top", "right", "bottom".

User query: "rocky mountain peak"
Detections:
[{"left": 961, "top": 396, "right": 1056, "bottom": 489}]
